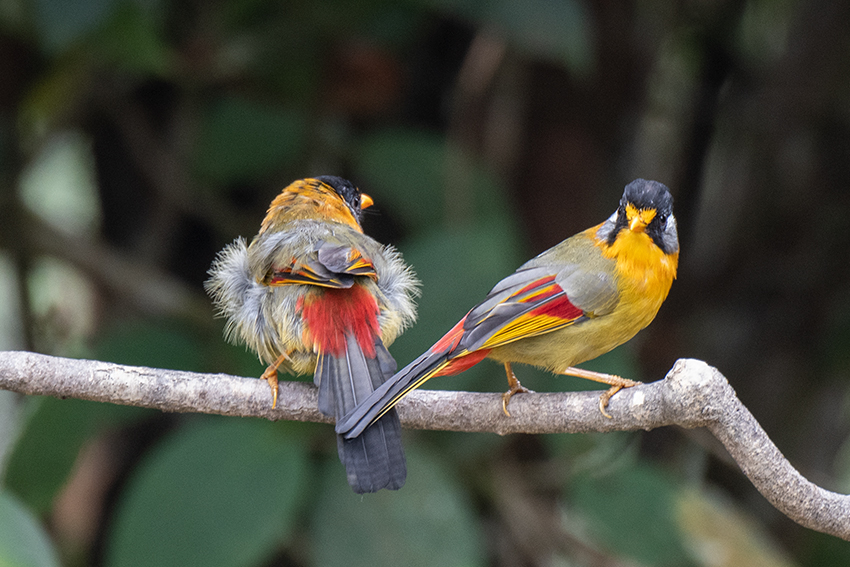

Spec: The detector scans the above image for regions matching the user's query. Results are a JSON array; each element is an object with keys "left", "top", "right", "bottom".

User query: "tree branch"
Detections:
[{"left": 0, "top": 351, "right": 847, "bottom": 540}]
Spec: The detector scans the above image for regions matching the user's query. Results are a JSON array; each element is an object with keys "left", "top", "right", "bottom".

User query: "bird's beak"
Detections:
[
  {"left": 360, "top": 193, "right": 374, "bottom": 209},
  {"left": 628, "top": 207, "right": 656, "bottom": 232},
  {"left": 629, "top": 215, "right": 645, "bottom": 232}
]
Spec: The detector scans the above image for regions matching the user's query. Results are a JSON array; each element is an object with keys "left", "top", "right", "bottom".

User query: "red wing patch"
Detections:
[
  {"left": 420, "top": 275, "right": 585, "bottom": 375},
  {"left": 470, "top": 277, "right": 584, "bottom": 350},
  {"left": 480, "top": 294, "right": 582, "bottom": 349},
  {"left": 527, "top": 293, "right": 583, "bottom": 320}
]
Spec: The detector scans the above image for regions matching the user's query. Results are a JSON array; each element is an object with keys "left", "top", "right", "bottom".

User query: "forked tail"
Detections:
[{"left": 316, "top": 334, "right": 406, "bottom": 493}]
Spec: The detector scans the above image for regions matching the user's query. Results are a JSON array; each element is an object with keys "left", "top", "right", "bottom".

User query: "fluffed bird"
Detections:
[
  {"left": 205, "top": 176, "right": 419, "bottom": 493},
  {"left": 337, "top": 179, "right": 678, "bottom": 440}
]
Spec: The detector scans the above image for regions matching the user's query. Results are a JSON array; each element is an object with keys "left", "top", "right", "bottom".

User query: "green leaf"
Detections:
[
  {"left": 570, "top": 463, "right": 693, "bottom": 566},
  {"left": 355, "top": 127, "right": 517, "bottom": 235},
  {"left": 19, "top": 131, "right": 101, "bottom": 236},
  {"left": 545, "top": 430, "right": 638, "bottom": 475},
  {"left": 5, "top": 397, "right": 148, "bottom": 513},
  {"left": 33, "top": 0, "right": 117, "bottom": 53},
  {"left": 92, "top": 2, "right": 171, "bottom": 75},
  {"left": 676, "top": 488, "right": 796, "bottom": 567},
  {"left": 802, "top": 530, "right": 850, "bottom": 567},
  {"left": 0, "top": 491, "right": 61, "bottom": 567},
  {"left": 312, "top": 446, "right": 485, "bottom": 567},
  {"left": 194, "top": 97, "right": 307, "bottom": 184},
  {"left": 354, "top": 128, "right": 449, "bottom": 232},
  {"left": 105, "top": 417, "right": 308, "bottom": 567},
  {"left": 421, "top": 0, "right": 593, "bottom": 74},
  {"left": 92, "top": 319, "right": 208, "bottom": 372},
  {"left": 487, "top": 0, "right": 593, "bottom": 74}
]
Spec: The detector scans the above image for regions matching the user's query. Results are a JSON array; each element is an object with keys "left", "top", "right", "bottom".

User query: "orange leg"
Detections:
[
  {"left": 558, "top": 366, "right": 641, "bottom": 419},
  {"left": 501, "top": 362, "right": 534, "bottom": 417},
  {"left": 260, "top": 351, "right": 293, "bottom": 409}
]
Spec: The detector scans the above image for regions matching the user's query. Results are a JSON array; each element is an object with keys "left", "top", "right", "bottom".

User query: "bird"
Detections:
[
  {"left": 205, "top": 176, "right": 419, "bottom": 493},
  {"left": 336, "top": 179, "right": 678, "bottom": 440}
]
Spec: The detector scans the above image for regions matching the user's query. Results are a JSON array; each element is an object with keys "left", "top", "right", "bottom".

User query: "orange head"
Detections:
[{"left": 260, "top": 176, "right": 374, "bottom": 234}]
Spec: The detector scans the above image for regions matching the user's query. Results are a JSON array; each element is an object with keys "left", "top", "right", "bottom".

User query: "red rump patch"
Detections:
[
  {"left": 521, "top": 284, "right": 561, "bottom": 303},
  {"left": 300, "top": 285, "right": 379, "bottom": 357}
]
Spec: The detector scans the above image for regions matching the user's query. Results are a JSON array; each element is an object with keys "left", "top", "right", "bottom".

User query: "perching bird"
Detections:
[
  {"left": 337, "top": 179, "right": 678, "bottom": 440},
  {"left": 205, "top": 176, "right": 419, "bottom": 493}
]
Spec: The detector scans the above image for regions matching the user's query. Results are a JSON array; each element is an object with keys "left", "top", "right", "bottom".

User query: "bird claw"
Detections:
[
  {"left": 597, "top": 379, "right": 641, "bottom": 419},
  {"left": 598, "top": 386, "right": 619, "bottom": 419},
  {"left": 260, "top": 351, "right": 294, "bottom": 409},
  {"left": 501, "top": 382, "right": 534, "bottom": 417},
  {"left": 260, "top": 368, "right": 279, "bottom": 409}
]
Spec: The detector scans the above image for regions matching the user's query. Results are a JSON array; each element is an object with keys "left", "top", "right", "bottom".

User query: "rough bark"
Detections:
[{"left": 0, "top": 351, "right": 847, "bottom": 540}]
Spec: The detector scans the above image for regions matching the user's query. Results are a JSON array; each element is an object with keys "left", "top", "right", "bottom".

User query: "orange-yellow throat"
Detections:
[{"left": 594, "top": 214, "right": 678, "bottom": 329}]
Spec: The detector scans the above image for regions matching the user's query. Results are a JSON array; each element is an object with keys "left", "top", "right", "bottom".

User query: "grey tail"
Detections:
[
  {"left": 335, "top": 348, "right": 450, "bottom": 440},
  {"left": 315, "top": 334, "right": 406, "bottom": 493}
]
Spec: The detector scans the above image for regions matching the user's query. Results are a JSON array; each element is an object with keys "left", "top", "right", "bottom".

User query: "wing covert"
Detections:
[
  {"left": 263, "top": 241, "right": 378, "bottom": 289},
  {"left": 459, "top": 268, "right": 586, "bottom": 352}
]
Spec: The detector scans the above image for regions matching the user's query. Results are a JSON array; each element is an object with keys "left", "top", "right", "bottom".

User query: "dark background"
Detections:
[{"left": 1, "top": 0, "right": 849, "bottom": 565}]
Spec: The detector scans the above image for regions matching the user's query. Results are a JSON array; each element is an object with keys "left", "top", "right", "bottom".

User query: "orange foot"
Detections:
[
  {"left": 559, "top": 366, "right": 641, "bottom": 419},
  {"left": 501, "top": 362, "right": 534, "bottom": 417},
  {"left": 260, "top": 367, "right": 279, "bottom": 409},
  {"left": 260, "top": 351, "right": 293, "bottom": 409}
]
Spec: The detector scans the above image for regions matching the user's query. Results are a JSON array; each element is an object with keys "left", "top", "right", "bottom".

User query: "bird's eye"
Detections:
[{"left": 657, "top": 213, "right": 667, "bottom": 224}]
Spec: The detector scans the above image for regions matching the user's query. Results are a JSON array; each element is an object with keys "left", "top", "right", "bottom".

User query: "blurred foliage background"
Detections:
[{"left": 0, "top": 0, "right": 849, "bottom": 565}]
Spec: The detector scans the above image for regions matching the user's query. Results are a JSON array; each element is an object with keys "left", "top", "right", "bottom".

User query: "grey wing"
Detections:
[
  {"left": 251, "top": 232, "right": 377, "bottom": 288},
  {"left": 458, "top": 261, "right": 619, "bottom": 353}
]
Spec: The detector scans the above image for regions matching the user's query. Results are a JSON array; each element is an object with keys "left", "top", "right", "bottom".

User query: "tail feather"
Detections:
[
  {"left": 316, "top": 355, "right": 335, "bottom": 417},
  {"left": 315, "top": 334, "right": 406, "bottom": 493},
  {"left": 335, "top": 348, "right": 451, "bottom": 439}
]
